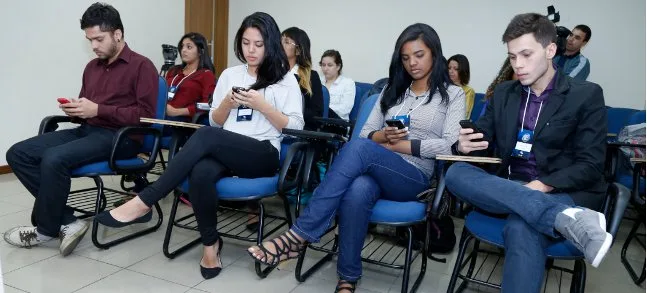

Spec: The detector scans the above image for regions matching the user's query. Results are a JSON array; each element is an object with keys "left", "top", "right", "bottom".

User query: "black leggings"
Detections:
[{"left": 138, "top": 127, "right": 279, "bottom": 245}]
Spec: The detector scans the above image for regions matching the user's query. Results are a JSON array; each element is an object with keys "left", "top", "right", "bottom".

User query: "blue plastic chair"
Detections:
[
  {"left": 295, "top": 93, "right": 437, "bottom": 293},
  {"left": 349, "top": 82, "right": 374, "bottom": 121},
  {"left": 36, "top": 76, "right": 167, "bottom": 249},
  {"left": 322, "top": 85, "right": 330, "bottom": 118},
  {"left": 469, "top": 93, "right": 486, "bottom": 122},
  {"left": 161, "top": 123, "right": 308, "bottom": 278},
  {"left": 607, "top": 107, "right": 639, "bottom": 137}
]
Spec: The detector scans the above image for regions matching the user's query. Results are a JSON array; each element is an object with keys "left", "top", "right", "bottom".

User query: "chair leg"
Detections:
[
  {"left": 158, "top": 149, "right": 167, "bottom": 170},
  {"left": 254, "top": 201, "right": 277, "bottom": 278},
  {"left": 447, "top": 228, "right": 474, "bottom": 293},
  {"left": 91, "top": 176, "right": 163, "bottom": 249},
  {"left": 163, "top": 190, "right": 201, "bottom": 259},
  {"left": 621, "top": 214, "right": 646, "bottom": 285}
]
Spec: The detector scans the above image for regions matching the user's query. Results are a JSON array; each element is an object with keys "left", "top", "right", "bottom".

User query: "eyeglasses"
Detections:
[{"left": 281, "top": 38, "right": 297, "bottom": 47}]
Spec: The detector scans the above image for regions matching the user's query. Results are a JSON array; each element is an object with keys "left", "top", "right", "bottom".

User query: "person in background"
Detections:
[
  {"left": 480, "top": 58, "right": 518, "bottom": 118},
  {"left": 448, "top": 54, "right": 475, "bottom": 118},
  {"left": 165, "top": 32, "right": 216, "bottom": 119},
  {"left": 320, "top": 49, "right": 355, "bottom": 120},
  {"left": 553, "top": 24, "right": 591, "bottom": 81},
  {"left": 282, "top": 27, "right": 323, "bottom": 130}
]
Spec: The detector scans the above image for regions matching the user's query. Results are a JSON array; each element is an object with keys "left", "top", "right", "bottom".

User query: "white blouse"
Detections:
[{"left": 322, "top": 75, "right": 356, "bottom": 120}]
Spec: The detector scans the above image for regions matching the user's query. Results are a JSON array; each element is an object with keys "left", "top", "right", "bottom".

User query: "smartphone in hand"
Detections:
[
  {"left": 232, "top": 86, "right": 248, "bottom": 94},
  {"left": 57, "top": 97, "right": 71, "bottom": 104},
  {"left": 385, "top": 119, "right": 406, "bottom": 130},
  {"left": 459, "top": 119, "right": 486, "bottom": 142}
]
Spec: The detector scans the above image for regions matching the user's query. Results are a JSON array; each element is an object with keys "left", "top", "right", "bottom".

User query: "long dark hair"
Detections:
[
  {"left": 380, "top": 23, "right": 450, "bottom": 114},
  {"left": 282, "top": 27, "right": 313, "bottom": 95},
  {"left": 176, "top": 32, "right": 215, "bottom": 72},
  {"left": 234, "top": 12, "right": 289, "bottom": 90},
  {"left": 448, "top": 54, "right": 470, "bottom": 85},
  {"left": 485, "top": 58, "right": 516, "bottom": 101}
]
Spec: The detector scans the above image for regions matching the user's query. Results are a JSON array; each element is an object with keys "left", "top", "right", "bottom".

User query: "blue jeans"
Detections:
[
  {"left": 292, "top": 138, "right": 430, "bottom": 281},
  {"left": 445, "top": 162, "right": 575, "bottom": 293}
]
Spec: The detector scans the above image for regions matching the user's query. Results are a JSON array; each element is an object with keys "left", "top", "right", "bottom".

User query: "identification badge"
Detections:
[
  {"left": 167, "top": 86, "right": 178, "bottom": 100},
  {"left": 237, "top": 106, "right": 253, "bottom": 122},
  {"left": 511, "top": 129, "right": 534, "bottom": 159},
  {"left": 392, "top": 115, "right": 411, "bottom": 131}
]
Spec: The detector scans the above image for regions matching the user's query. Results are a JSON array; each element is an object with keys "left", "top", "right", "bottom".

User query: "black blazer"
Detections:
[
  {"left": 295, "top": 70, "right": 324, "bottom": 130},
  {"left": 461, "top": 72, "right": 608, "bottom": 209}
]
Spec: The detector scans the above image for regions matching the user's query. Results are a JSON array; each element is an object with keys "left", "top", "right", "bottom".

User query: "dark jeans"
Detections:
[
  {"left": 138, "top": 127, "right": 279, "bottom": 246},
  {"left": 6, "top": 124, "right": 140, "bottom": 237},
  {"left": 292, "top": 138, "right": 430, "bottom": 281},
  {"left": 445, "top": 162, "right": 576, "bottom": 293}
]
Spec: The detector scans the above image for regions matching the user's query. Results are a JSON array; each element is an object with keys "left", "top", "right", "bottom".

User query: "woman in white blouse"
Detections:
[
  {"left": 95, "top": 12, "right": 303, "bottom": 280},
  {"left": 320, "top": 49, "right": 356, "bottom": 120}
]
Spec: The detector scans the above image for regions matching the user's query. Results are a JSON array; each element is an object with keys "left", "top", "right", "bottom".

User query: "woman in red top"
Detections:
[{"left": 165, "top": 32, "right": 216, "bottom": 118}]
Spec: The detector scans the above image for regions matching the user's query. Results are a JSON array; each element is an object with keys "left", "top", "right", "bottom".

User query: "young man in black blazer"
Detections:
[{"left": 445, "top": 13, "right": 609, "bottom": 293}]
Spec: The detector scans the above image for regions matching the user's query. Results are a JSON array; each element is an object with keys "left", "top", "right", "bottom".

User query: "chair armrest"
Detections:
[
  {"left": 282, "top": 128, "right": 348, "bottom": 143},
  {"left": 606, "top": 141, "right": 646, "bottom": 149},
  {"left": 38, "top": 115, "right": 76, "bottom": 135},
  {"left": 278, "top": 141, "right": 309, "bottom": 194},
  {"left": 606, "top": 182, "right": 631, "bottom": 240},
  {"left": 109, "top": 126, "right": 162, "bottom": 173},
  {"left": 312, "top": 117, "right": 352, "bottom": 128},
  {"left": 191, "top": 111, "right": 210, "bottom": 125}
]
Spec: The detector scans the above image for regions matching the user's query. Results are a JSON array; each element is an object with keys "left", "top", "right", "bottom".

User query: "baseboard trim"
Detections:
[{"left": 0, "top": 165, "right": 12, "bottom": 175}]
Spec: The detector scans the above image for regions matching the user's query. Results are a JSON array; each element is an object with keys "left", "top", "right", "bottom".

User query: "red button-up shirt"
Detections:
[{"left": 79, "top": 43, "right": 158, "bottom": 129}]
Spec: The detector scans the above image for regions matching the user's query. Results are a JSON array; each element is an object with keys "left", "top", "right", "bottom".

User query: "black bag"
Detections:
[{"left": 395, "top": 215, "right": 456, "bottom": 256}]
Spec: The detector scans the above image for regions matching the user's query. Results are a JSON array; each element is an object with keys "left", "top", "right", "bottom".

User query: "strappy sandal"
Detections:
[
  {"left": 334, "top": 280, "right": 357, "bottom": 293},
  {"left": 247, "top": 230, "right": 305, "bottom": 266}
]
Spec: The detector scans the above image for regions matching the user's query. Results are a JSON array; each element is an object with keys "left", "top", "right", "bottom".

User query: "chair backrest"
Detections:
[
  {"left": 607, "top": 107, "right": 639, "bottom": 135},
  {"left": 142, "top": 76, "right": 168, "bottom": 151},
  {"left": 350, "top": 82, "right": 374, "bottom": 121},
  {"left": 350, "top": 94, "right": 379, "bottom": 140},
  {"left": 470, "top": 93, "right": 486, "bottom": 122},
  {"left": 627, "top": 110, "right": 646, "bottom": 125},
  {"left": 321, "top": 85, "right": 330, "bottom": 118}
]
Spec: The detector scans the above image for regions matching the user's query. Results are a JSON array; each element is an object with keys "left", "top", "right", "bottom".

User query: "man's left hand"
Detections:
[
  {"left": 60, "top": 97, "right": 98, "bottom": 119},
  {"left": 525, "top": 180, "right": 554, "bottom": 193}
]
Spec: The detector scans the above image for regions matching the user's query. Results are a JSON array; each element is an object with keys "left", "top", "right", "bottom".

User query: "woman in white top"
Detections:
[
  {"left": 95, "top": 12, "right": 304, "bottom": 280},
  {"left": 320, "top": 49, "right": 356, "bottom": 120}
]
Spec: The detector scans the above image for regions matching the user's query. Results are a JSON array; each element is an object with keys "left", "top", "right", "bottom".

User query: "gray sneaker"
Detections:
[
  {"left": 4, "top": 226, "right": 52, "bottom": 248},
  {"left": 59, "top": 220, "right": 89, "bottom": 256},
  {"left": 554, "top": 208, "right": 613, "bottom": 268}
]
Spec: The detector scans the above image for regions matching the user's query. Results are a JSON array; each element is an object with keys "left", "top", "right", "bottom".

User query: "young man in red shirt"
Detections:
[{"left": 4, "top": 3, "right": 158, "bottom": 256}]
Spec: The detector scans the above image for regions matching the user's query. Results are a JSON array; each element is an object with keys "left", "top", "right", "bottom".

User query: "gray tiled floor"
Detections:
[{"left": 0, "top": 173, "right": 644, "bottom": 293}]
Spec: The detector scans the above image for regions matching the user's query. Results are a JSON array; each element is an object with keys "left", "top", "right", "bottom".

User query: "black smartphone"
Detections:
[
  {"left": 385, "top": 119, "right": 406, "bottom": 130},
  {"left": 459, "top": 119, "right": 485, "bottom": 142},
  {"left": 232, "top": 86, "right": 248, "bottom": 93}
]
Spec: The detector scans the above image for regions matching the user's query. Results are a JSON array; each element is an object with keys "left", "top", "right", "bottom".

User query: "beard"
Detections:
[{"left": 97, "top": 39, "right": 119, "bottom": 60}]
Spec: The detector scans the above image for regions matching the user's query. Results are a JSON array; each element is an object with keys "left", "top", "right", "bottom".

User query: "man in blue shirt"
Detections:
[{"left": 553, "top": 25, "right": 591, "bottom": 80}]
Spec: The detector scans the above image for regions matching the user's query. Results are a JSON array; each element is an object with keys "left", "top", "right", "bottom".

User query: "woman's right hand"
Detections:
[
  {"left": 220, "top": 90, "right": 239, "bottom": 110},
  {"left": 383, "top": 126, "right": 408, "bottom": 144}
]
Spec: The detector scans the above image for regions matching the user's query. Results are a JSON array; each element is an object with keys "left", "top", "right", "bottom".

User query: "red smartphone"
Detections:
[{"left": 57, "top": 97, "right": 71, "bottom": 104}]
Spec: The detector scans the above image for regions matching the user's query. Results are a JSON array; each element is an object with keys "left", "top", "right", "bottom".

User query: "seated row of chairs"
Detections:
[{"left": 36, "top": 76, "right": 644, "bottom": 292}]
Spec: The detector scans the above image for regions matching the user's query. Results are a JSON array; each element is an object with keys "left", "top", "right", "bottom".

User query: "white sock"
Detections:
[
  {"left": 561, "top": 208, "right": 583, "bottom": 219},
  {"left": 36, "top": 231, "right": 52, "bottom": 241}
]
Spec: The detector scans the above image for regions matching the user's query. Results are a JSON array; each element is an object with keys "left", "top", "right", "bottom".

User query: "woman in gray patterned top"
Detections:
[{"left": 248, "top": 23, "right": 464, "bottom": 293}]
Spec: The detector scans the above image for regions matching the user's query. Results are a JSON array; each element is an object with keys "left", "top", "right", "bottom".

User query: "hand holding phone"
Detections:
[
  {"left": 57, "top": 97, "right": 71, "bottom": 104},
  {"left": 385, "top": 119, "right": 406, "bottom": 130},
  {"left": 232, "top": 86, "right": 248, "bottom": 94},
  {"left": 457, "top": 119, "right": 489, "bottom": 154}
]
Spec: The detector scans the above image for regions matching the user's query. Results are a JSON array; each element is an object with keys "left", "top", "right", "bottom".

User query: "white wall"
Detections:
[
  {"left": 0, "top": 0, "right": 183, "bottom": 165},
  {"left": 228, "top": 0, "right": 645, "bottom": 109}
]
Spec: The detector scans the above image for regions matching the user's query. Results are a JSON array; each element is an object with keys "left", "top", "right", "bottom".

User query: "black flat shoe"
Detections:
[
  {"left": 200, "top": 236, "right": 224, "bottom": 279},
  {"left": 94, "top": 210, "right": 152, "bottom": 228},
  {"left": 246, "top": 221, "right": 259, "bottom": 231}
]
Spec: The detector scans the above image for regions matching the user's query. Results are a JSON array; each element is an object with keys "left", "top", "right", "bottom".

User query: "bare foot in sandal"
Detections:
[{"left": 247, "top": 229, "right": 306, "bottom": 266}]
